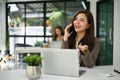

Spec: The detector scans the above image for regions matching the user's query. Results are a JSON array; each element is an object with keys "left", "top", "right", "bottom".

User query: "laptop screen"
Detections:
[
  {"left": 41, "top": 48, "right": 80, "bottom": 77},
  {"left": 49, "top": 41, "right": 62, "bottom": 48}
]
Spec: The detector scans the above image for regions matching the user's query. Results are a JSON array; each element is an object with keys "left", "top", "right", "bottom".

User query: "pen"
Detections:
[{"left": 114, "top": 69, "right": 120, "bottom": 74}]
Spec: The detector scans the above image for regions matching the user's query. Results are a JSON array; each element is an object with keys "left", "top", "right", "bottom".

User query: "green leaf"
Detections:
[{"left": 23, "top": 54, "right": 43, "bottom": 66}]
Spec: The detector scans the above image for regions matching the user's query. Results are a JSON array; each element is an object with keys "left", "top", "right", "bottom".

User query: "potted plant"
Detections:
[{"left": 23, "top": 54, "right": 43, "bottom": 80}]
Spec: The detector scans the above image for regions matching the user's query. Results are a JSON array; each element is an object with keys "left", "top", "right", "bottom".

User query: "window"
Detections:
[
  {"left": 6, "top": 0, "right": 88, "bottom": 54},
  {"left": 97, "top": 0, "right": 113, "bottom": 65}
]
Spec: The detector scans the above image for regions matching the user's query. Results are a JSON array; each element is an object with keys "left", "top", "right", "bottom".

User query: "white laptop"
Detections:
[
  {"left": 41, "top": 48, "right": 84, "bottom": 77},
  {"left": 49, "top": 41, "right": 62, "bottom": 48}
]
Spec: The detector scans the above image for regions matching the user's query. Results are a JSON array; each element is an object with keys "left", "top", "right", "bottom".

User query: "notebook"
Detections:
[{"left": 41, "top": 48, "right": 83, "bottom": 77}]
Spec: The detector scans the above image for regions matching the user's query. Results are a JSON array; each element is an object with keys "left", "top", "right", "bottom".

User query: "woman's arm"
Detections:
[
  {"left": 61, "top": 40, "right": 69, "bottom": 49},
  {"left": 81, "top": 38, "right": 100, "bottom": 68},
  {"left": 61, "top": 24, "right": 73, "bottom": 49}
]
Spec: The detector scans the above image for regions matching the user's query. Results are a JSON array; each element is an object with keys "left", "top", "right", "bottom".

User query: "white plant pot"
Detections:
[{"left": 26, "top": 65, "right": 41, "bottom": 80}]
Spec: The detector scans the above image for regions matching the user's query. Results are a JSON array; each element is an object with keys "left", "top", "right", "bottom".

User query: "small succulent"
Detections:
[{"left": 23, "top": 55, "right": 43, "bottom": 66}]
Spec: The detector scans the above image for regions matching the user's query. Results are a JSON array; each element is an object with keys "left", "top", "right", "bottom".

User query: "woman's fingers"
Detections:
[
  {"left": 63, "top": 24, "right": 73, "bottom": 41},
  {"left": 77, "top": 45, "right": 88, "bottom": 52}
]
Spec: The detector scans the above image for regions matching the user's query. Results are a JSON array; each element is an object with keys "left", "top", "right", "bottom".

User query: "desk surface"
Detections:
[
  {"left": 0, "top": 66, "right": 119, "bottom": 80},
  {"left": 15, "top": 47, "right": 43, "bottom": 53}
]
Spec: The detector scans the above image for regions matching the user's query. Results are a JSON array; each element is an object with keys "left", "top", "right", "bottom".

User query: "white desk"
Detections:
[
  {"left": 15, "top": 47, "right": 43, "bottom": 69},
  {"left": 0, "top": 66, "right": 119, "bottom": 80},
  {"left": 15, "top": 47, "right": 43, "bottom": 53}
]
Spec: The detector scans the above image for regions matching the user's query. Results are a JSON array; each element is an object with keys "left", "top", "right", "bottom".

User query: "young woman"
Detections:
[
  {"left": 53, "top": 26, "right": 64, "bottom": 41},
  {"left": 61, "top": 10, "right": 100, "bottom": 68}
]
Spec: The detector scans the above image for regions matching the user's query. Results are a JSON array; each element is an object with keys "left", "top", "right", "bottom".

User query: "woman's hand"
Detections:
[
  {"left": 77, "top": 45, "right": 88, "bottom": 54},
  {"left": 63, "top": 24, "right": 73, "bottom": 41}
]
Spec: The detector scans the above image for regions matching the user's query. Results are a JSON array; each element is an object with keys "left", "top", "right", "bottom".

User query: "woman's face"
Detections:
[
  {"left": 55, "top": 28, "right": 62, "bottom": 36},
  {"left": 73, "top": 13, "right": 89, "bottom": 33}
]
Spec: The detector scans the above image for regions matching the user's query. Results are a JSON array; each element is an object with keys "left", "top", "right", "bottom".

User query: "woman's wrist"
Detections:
[{"left": 80, "top": 49, "right": 89, "bottom": 55}]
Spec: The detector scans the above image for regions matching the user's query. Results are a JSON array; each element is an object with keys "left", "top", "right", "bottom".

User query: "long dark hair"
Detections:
[
  {"left": 53, "top": 26, "right": 64, "bottom": 41},
  {"left": 68, "top": 10, "right": 95, "bottom": 51}
]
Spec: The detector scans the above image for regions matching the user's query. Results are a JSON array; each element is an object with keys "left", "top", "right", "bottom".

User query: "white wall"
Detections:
[
  {"left": 0, "top": 1, "right": 1, "bottom": 49},
  {"left": 113, "top": 0, "right": 120, "bottom": 71},
  {"left": 0, "top": 0, "right": 6, "bottom": 53}
]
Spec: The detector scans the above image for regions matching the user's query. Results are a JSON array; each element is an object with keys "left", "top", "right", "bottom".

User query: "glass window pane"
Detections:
[
  {"left": 8, "top": 3, "right": 25, "bottom": 35},
  {"left": 46, "top": 2, "right": 65, "bottom": 35},
  {"left": 10, "top": 37, "right": 24, "bottom": 53},
  {"left": 26, "top": 3, "right": 44, "bottom": 36},
  {"left": 26, "top": 37, "right": 44, "bottom": 47},
  {"left": 66, "top": 1, "right": 85, "bottom": 24},
  {"left": 97, "top": 0, "right": 113, "bottom": 65},
  {"left": 14, "top": 37, "right": 24, "bottom": 44},
  {"left": 26, "top": 27, "right": 43, "bottom": 35},
  {"left": 7, "top": 1, "right": 87, "bottom": 55}
]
